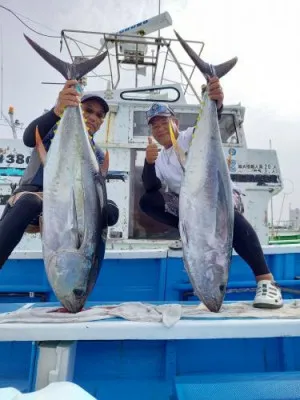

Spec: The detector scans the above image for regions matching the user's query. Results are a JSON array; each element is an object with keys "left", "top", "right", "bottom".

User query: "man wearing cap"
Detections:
[
  {"left": 0, "top": 80, "right": 119, "bottom": 268},
  {"left": 140, "top": 77, "right": 225, "bottom": 241},
  {"left": 139, "top": 77, "right": 283, "bottom": 309}
]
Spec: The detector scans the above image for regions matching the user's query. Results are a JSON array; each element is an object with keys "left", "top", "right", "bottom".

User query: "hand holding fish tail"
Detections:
[
  {"left": 54, "top": 80, "right": 81, "bottom": 117},
  {"left": 146, "top": 137, "right": 159, "bottom": 164},
  {"left": 207, "top": 76, "right": 224, "bottom": 110}
]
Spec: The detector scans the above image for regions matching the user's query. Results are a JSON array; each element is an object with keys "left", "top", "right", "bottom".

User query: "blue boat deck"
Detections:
[
  {"left": 174, "top": 372, "right": 300, "bottom": 400},
  {"left": 1, "top": 244, "right": 300, "bottom": 399}
]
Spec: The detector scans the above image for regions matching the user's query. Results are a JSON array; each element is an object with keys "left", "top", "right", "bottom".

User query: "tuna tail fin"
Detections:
[
  {"left": 100, "top": 150, "right": 110, "bottom": 178},
  {"left": 24, "top": 34, "right": 108, "bottom": 80},
  {"left": 35, "top": 126, "right": 47, "bottom": 165},
  {"left": 174, "top": 30, "right": 237, "bottom": 79},
  {"left": 168, "top": 120, "right": 185, "bottom": 172}
]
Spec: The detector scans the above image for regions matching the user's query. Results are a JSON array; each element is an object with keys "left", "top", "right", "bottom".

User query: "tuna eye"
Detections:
[
  {"left": 219, "top": 284, "right": 225, "bottom": 293},
  {"left": 73, "top": 289, "right": 85, "bottom": 297}
]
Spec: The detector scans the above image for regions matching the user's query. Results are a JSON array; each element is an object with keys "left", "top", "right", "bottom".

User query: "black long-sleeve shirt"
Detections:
[{"left": 23, "top": 108, "right": 60, "bottom": 147}]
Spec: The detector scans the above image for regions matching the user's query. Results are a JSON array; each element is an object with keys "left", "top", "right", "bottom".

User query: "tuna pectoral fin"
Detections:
[
  {"left": 93, "top": 174, "right": 109, "bottom": 229},
  {"left": 174, "top": 30, "right": 238, "bottom": 79},
  {"left": 35, "top": 126, "right": 47, "bottom": 165},
  {"left": 24, "top": 34, "right": 108, "bottom": 80},
  {"left": 168, "top": 121, "right": 185, "bottom": 172},
  {"left": 216, "top": 171, "right": 234, "bottom": 243},
  {"left": 179, "top": 220, "right": 189, "bottom": 247},
  {"left": 70, "top": 190, "right": 81, "bottom": 249}
]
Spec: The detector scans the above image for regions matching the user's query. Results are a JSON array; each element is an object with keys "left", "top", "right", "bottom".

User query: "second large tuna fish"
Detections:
[
  {"left": 174, "top": 31, "right": 238, "bottom": 312},
  {"left": 24, "top": 34, "right": 108, "bottom": 313}
]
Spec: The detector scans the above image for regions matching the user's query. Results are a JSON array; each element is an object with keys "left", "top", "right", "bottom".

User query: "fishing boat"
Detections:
[{"left": 0, "top": 12, "right": 300, "bottom": 400}]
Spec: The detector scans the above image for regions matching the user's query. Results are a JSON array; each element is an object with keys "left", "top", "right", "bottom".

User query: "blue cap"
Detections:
[
  {"left": 146, "top": 103, "right": 175, "bottom": 124},
  {"left": 81, "top": 93, "right": 109, "bottom": 114}
]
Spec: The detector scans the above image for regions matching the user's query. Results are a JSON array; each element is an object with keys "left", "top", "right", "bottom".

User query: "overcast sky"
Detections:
[{"left": 0, "top": 0, "right": 299, "bottom": 222}]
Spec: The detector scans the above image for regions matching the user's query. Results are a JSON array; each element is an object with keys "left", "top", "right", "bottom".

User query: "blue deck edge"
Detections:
[{"left": 0, "top": 247, "right": 299, "bottom": 399}]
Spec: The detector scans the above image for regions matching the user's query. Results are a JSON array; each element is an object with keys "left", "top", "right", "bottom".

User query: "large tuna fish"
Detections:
[
  {"left": 24, "top": 34, "right": 109, "bottom": 313},
  {"left": 173, "top": 31, "right": 238, "bottom": 312}
]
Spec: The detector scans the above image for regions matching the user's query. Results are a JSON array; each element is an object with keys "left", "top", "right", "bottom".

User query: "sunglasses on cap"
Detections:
[{"left": 146, "top": 103, "right": 175, "bottom": 124}]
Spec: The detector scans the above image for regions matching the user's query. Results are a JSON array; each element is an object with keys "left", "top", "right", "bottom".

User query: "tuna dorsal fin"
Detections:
[
  {"left": 174, "top": 30, "right": 238, "bottom": 79},
  {"left": 168, "top": 120, "right": 185, "bottom": 172},
  {"left": 35, "top": 126, "right": 47, "bottom": 165},
  {"left": 70, "top": 189, "right": 81, "bottom": 250},
  {"left": 24, "top": 34, "right": 108, "bottom": 80}
]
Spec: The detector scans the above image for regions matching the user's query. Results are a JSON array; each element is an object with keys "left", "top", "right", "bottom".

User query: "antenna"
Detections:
[{"left": 98, "top": 11, "right": 172, "bottom": 53}]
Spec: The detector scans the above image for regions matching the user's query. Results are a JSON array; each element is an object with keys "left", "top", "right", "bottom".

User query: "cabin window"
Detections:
[
  {"left": 219, "top": 113, "right": 239, "bottom": 145},
  {"left": 133, "top": 111, "right": 149, "bottom": 137}
]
